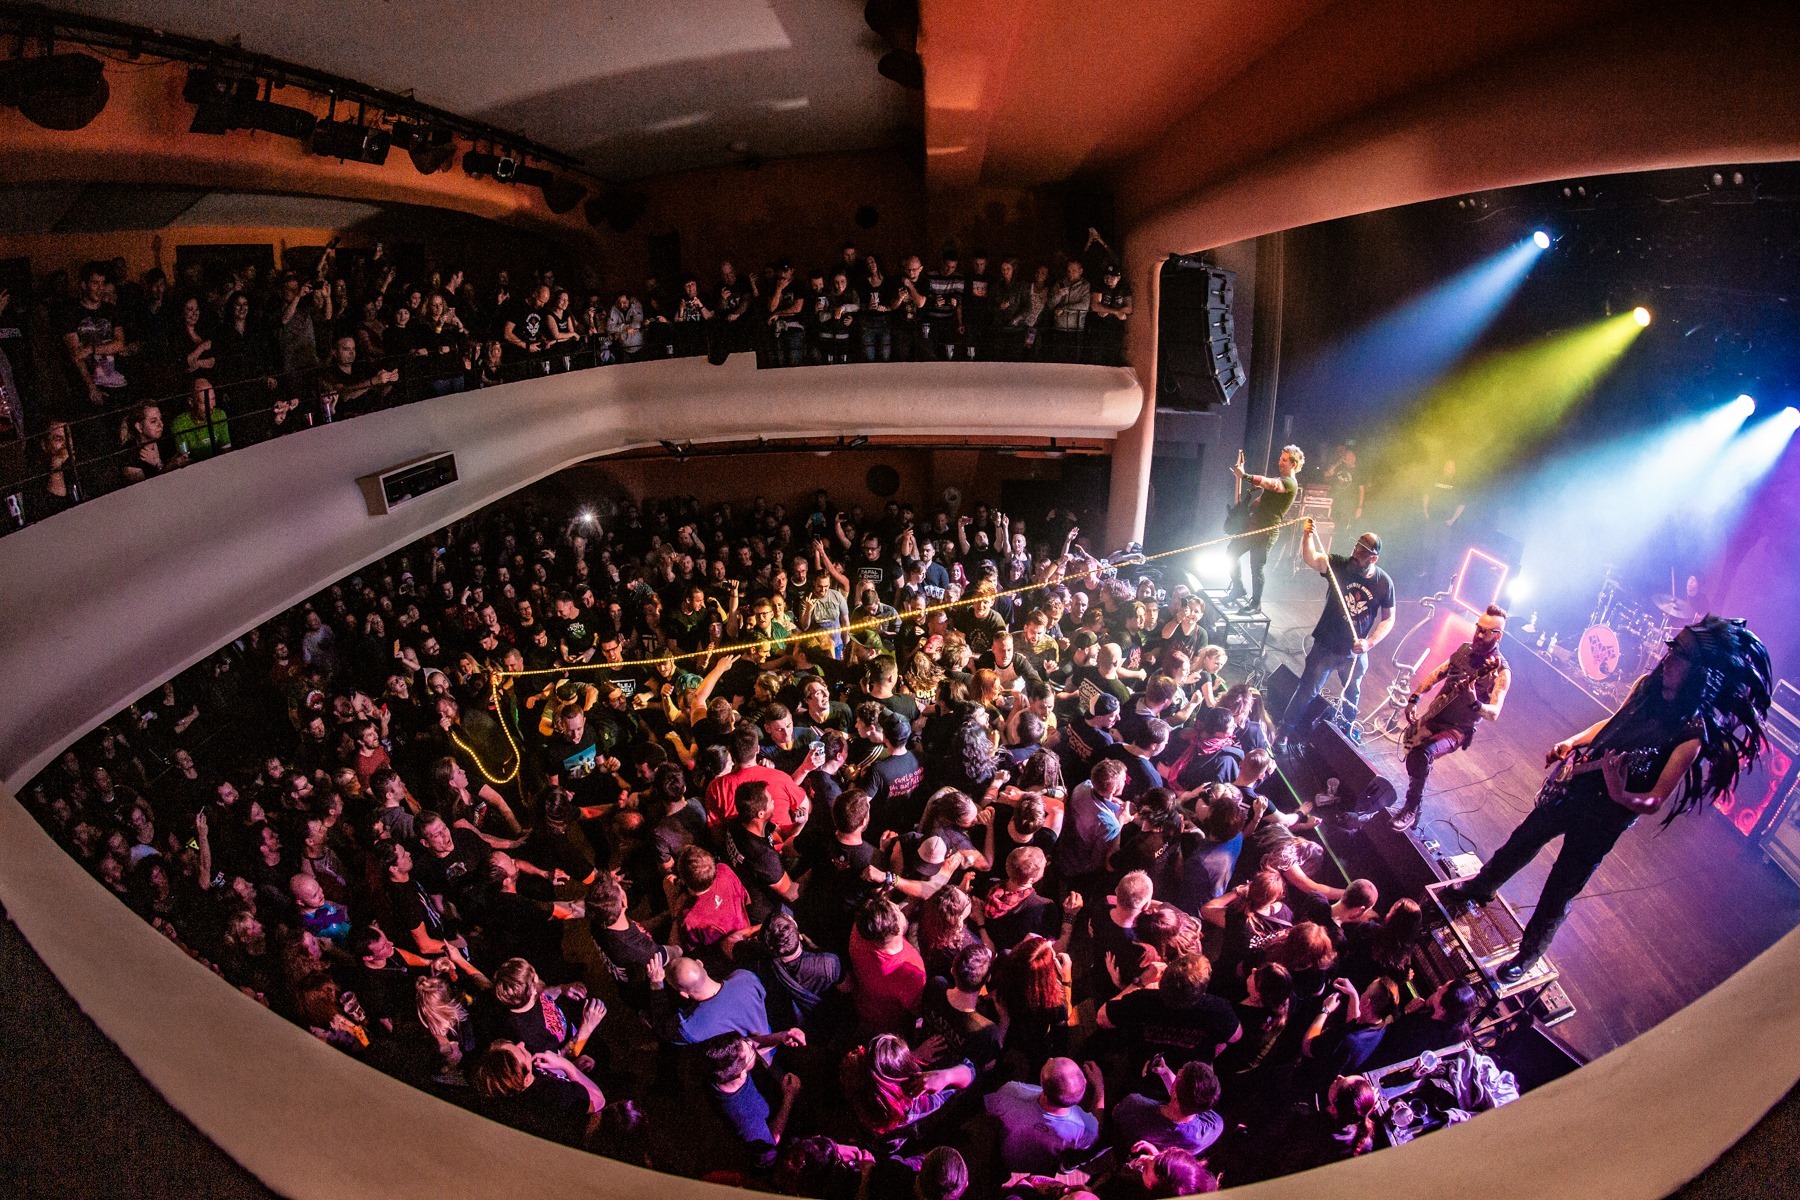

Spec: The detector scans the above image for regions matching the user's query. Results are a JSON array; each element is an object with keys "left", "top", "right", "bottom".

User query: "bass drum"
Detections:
[{"left": 1577, "top": 624, "right": 1622, "bottom": 681}]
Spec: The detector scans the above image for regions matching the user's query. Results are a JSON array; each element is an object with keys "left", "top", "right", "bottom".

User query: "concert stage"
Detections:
[{"left": 1255, "top": 586, "right": 1800, "bottom": 1062}]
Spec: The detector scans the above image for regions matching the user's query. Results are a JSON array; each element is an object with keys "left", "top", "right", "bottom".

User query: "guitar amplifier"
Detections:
[
  {"left": 1722, "top": 679, "right": 1800, "bottom": 838},
  {"left": 1298, "top": 487, "right": 1333, "bottom": 522}
]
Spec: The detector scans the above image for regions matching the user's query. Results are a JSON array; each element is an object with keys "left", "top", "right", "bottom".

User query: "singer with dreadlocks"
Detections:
[{"left": 1443, "top": 616, "right": 1772, "bottom": 983}]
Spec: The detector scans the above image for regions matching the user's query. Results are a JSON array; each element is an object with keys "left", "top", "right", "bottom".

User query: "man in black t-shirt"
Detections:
[
  {"left": 718, "top": 783, "right": 800, "bottom": 925},
  {"left": 57, "top": 261, "right": 129, "bottom": 418},
  {"left": 316, "top": 336, "right": 398, "bottom": 420},
  {"left": 1223, "top": 445, "right": 1303, "bottom": 615},
  {"left": 1097, "top": 953, "right": 1241, "bottom": 1072},
  {"left": 502, "top": 283, "right": 552, "bottom": 367},
  {"left": 795, "top": 788, "right": 876, "bottom": 952},
  {"left": 1281, "top": 524, "right": 1397, "bottom": 746},
  {"left": 538, "top": 702, "right": 616, "bottom": 811},
  {"left": 1087, "top": 264, "right": 1132, "bottom": 366}
]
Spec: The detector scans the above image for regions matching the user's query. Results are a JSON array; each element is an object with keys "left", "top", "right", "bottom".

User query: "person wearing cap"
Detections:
[
  {"left": 1088, "top": 263, "right": 1132, "bottom": 366},
  {"left": 874, "top": 832, "right": 981, "bottom": 902},
  {"left": 1282, "top": 522, "right": 1397, "bottom": 749}
]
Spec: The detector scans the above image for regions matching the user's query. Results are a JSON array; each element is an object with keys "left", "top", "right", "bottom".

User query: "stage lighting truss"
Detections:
[{"left": 1452, "top": 547, "right": 1510, "bottom": 616}]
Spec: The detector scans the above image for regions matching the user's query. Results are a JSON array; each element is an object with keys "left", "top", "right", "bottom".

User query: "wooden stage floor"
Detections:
[{"left": 1249, "top": 579, "right": 1800, "bottom": 1062}]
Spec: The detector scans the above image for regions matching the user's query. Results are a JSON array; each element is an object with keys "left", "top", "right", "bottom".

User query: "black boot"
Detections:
[
  {"left": 1496, "top": 952, "right": 1540, "bottom": 985},
  {"left": 1389, "top": 803, "right": 1420, "bottom": 832},
  {"left": 1439, "top": 880, "right": 1491, "bottom": 909}
]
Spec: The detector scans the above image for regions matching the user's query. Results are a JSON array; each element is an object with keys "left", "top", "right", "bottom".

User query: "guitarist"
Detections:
[
  {"left": 1443, "top": 616, "right": 1772, "bottom": 983},
  {"left": 1389, "top": 605, "right": 1512, "bottom": 832},
  {"left": 1222, "top": 444, "right": 1304, "bottom": 615}
]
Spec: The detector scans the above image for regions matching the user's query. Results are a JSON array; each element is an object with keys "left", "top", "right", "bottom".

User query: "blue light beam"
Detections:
[
  {"left": 1498, "top": 397, "right": 1753, "bottom": 600},
  {"left": 1694, "top": 406, "right": 1800, "bottom": 519},
  {"left": 1282, "top": 235, "right": 1547, "bottom": 417}
]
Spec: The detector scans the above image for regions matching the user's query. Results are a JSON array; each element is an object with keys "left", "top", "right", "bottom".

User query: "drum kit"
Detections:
[{"left": 1576, "top": 570, "right": 1693, "bottom": 692}]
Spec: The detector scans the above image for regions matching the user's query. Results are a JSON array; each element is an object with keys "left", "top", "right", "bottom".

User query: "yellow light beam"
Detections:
[{"left": 1368, "top": 311, "right": 1645, "bottom": 506}]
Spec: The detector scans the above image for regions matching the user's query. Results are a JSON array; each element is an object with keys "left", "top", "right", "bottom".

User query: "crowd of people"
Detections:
[
  {"left": 0, "top": 231, "right": 1131, "bottom": 532},
  {"left": 20, "top": 476, "right": 1490, "bottom": 1197}
]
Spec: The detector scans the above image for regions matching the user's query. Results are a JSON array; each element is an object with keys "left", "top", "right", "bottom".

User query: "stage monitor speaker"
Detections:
[
  {"left": 1305, "top": 721, "right": 1398, "bottom": 814},
  {"left": 1262, "top": 664, "right": 1301, "bottom": 722},
  {"left": 1158, "top": 255, "right": 1245, "bottom": 410}
]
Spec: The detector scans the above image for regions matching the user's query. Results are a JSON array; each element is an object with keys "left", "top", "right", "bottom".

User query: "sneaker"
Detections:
[
  {"left": 1238, "top": 603, "right": 1263, "bottom": 616},
  {"left": 1389, "top": 806, "right": 1419, "bottom": 832}
]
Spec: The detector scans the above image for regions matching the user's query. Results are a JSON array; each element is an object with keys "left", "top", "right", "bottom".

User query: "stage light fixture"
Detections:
[
  {"left": 1193, "top": 549, "right": 1232, "bottom": 588},
  {"left": 463, "top": 151, "right": 520, "bottom": 181},
  {"left": 1736, "top": 394, "right": 1757, "bottom": 416},
  {"left": 0, "top": 53, "right": 110, "bottom": 130},
  {"left": 184, "top": 68, "right": 316, "bottom": 140},
  {"left": 1633, "top": 306, "right": 1652, "bottom": 327},
  {"left": 311, "top": 119, "right": 390, "bottom": 165},
  {"left": 1532, "top": 230, "right": 1551, "bottom": 249},
  {"left": 392, "top": 121, "right": 456, "bottom": 173},
  {"left": 1506, "top": 575, "right": 1532, "bottom": 603}
]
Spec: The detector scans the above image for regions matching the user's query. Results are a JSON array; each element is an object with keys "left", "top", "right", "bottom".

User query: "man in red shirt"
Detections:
[
  {"left": 847, "top": 896, "right": 925, "bottom": 1037},
  {"left": 706, "top": 726, "right": 807, "bottom": 833}
]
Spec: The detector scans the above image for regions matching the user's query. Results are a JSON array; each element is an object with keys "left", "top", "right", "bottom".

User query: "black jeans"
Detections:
[
  {"left": 1462, "top": 790, "right": 1636, "bottom": 961},
  {"left": 1401, "top": 728, "right": 1465, "bottom": 812},
  {"left": 1225, "top": 534, "right": 1274, "bottom": 606}
]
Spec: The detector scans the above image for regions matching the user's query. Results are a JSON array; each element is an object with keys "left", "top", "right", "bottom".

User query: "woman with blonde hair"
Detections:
[
  {"left": 415, "top": 972, "right": 475, "bottom": 1082},
  {"left": 918, "top": 884, "right": 979, "bottom": 978}
]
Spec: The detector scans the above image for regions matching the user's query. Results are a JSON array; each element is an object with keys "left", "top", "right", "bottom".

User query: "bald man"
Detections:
[
  {"left": 984, "top": 1056, "right": 1104, "bottom": 1174},
  {"left": 648, "top": 955, "right": 804, "bottom": 1061}
]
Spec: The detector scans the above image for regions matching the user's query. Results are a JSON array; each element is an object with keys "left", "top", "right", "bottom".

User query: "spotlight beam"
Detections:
[
  {"left": 1282, "top": 234, "right": 1548, "bottom": 419},
  {"left": 1496, "top": 395, "right": 1754, "bottom": 606},
  {"left": 1368, "top": 309, "right": 1648, "bottom": 506}
]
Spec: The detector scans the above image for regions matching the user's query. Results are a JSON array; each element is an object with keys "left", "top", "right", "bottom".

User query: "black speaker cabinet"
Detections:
[
  {"left": 1157, "top": 256, "right": 1245, "bottom": 410},
  {"left": 1305, "top": 721, "right": 1398, "bottom": 814},
  {"left": 1261, "top": 664, "right": 1301, "bottom": 722}
]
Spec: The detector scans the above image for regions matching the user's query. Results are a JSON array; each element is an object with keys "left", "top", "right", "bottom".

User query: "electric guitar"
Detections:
[
  {"left": 1223, "top": 450, "right": 1254, "bottom": 535},
  {"left": 1402, "top": 654, "right": 1506, "bottom": 750},
  {"left": 1536, "top": 743, "right": 1661, "bottom": 810}
]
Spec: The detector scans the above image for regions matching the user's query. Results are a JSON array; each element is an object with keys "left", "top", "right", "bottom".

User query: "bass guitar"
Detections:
[{"left": 1223, "top": 449, "right": 1254, "bottom": 535}]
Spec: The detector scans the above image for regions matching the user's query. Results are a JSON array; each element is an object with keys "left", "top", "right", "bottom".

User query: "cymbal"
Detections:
[{"left": 1652, "top": 593, "right": 1688, "bottom": 618}]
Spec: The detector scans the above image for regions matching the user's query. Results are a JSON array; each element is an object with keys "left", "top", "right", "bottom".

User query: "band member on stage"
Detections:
[
  {"left": 1279, "top": 523, "right": 1396, "bottom": 749},
  {"left": 1444, "top": 616, "right": 1772, "bottom": 983},
  {"left": 1388, "top": 605, "right": 1512, "bottom": 832},
  {"left": 1222, "top": 444, "right": 1303, "bottom": 615}
]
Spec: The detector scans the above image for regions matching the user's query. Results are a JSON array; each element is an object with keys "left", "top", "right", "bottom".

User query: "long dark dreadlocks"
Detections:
[{"left": 1598, "top": 615, "right": 1773, "bottom": 826}]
